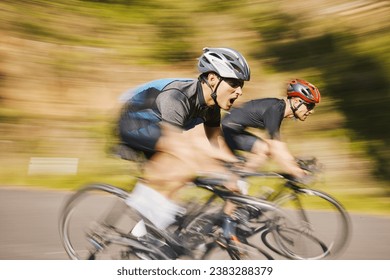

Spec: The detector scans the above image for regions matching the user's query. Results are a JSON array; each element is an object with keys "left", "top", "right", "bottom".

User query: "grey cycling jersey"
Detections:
[
  {"left": 118, "top": 78, "right": 220, "bottom": 156},
  {"left": 122, "top": 78, "right": 220, "bottom": 129},
  {"left": 222, "top": 98, "right": 286, "bottom": 140}
]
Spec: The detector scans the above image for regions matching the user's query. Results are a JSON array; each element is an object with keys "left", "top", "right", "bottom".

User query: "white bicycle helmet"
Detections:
[{"left": 198, "top": 47, "right": 251, "bottom": 81}]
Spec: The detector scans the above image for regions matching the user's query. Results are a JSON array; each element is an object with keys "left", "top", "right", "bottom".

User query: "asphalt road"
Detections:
[{"left": 0, "top": 187, "right": 389, "bottom": 260}]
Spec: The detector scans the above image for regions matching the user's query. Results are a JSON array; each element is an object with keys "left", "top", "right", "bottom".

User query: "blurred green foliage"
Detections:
[
  {"left": 4, "top": 0, "right": 196, "bottom": 64},
  {"left": 249, "top": 5, "right": 390, "bottom": 185},
  {"left": 151, "top": 14, "right": 194, "bottom": 62}
]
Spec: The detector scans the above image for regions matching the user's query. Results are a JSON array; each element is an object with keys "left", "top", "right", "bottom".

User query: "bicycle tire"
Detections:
[
  {"left": 261, "top": 223, "right": 328, "bottom": 259},
  {"left": 264, "top": 187, "right": 351, "bottom": 259},
  {"left": 59, "top": 183, "right": 168, "bottom": 260}
]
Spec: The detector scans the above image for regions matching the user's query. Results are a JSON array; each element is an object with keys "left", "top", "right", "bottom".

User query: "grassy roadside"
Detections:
[{"left": 1, "top": 168, "right": 389, "bottom": 216}]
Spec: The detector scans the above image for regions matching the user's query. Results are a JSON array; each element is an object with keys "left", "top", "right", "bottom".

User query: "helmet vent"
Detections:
[
  {"left": 209, "top": 53, "right": 222, "bottom": 60},
  {"left": 223, "top": 54, "right": 235, "bottom": 61},
  {"left": 231, "top": 64, "right": 243, "bottom": 75},
  {"left": 201, "top": 56, "right": 210, "bottom": 64}
]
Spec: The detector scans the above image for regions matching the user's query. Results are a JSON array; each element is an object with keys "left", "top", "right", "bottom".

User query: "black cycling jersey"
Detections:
[
  {"left": 221, "top": 98, "right": 285, "bottom": 152},
  {"left": 118, "top": 78, "right": 220, "bottom": 157}
]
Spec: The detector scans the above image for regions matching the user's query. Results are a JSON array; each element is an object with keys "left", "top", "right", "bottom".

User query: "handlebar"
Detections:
[
  {"left": 193, "top": 157, "right": 323, "bottom": 200},
  {"left": 220, "top": 156, "right": 322, "bottom": 185}
]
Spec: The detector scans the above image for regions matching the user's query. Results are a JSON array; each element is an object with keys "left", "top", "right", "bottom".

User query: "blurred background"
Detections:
[{"left": 0, "top": 0, "right": 389, "bottom": 215}]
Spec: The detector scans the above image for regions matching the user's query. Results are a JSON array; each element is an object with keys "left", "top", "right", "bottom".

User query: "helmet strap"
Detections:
[
  {"left": 210, "top": 79, "right": 223, "bottom": 107},
  {"left": 288, "top": 98, "right": 304, "bottom": 119},
  {"left": 200, "top": 74, "right": 223, "bottom": 108}
]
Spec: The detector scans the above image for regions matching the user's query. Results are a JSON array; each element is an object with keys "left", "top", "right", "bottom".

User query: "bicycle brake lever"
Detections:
[{"left": 295, "top": 157, "right": 322, "bottom": 173}]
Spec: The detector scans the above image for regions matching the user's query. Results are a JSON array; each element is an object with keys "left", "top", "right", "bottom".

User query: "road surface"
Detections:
[{"left": 0, "top": 187, "right": 389, "bottom": 260}]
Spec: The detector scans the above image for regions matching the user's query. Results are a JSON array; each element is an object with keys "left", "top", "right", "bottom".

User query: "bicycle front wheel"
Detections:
[
  {"left": 59, "top": 183, "right": 164, "bottom": 260},
  {"left": 264, "top": 187, "right": 351, "bottom": 259}
]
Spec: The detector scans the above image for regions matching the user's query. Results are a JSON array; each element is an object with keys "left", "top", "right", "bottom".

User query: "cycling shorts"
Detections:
[
  {"left": 222, "top": 125, "right": 262, "bottom": 153},
  {"left": 118, "top": 108, "right": 162, "bottom": 158}
]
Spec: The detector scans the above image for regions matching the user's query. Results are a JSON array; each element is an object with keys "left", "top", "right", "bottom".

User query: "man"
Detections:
[
  {"left": 117, "top": 47, "right": 251, "bottom": 232},
  {"left": 222, "top": 78, "right": 321, "bottom": 179}
]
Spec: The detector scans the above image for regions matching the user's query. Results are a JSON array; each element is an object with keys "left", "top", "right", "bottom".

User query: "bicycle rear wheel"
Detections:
[
  {"left": 263, "top": 187, "right": 351, "bottom": 259},
  {"left": 59, "top": 184, "right": 165, "bottom": 260}
]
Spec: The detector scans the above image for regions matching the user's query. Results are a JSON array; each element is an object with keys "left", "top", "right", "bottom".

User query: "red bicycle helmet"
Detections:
[{"left": 287, "top": 79, "right": 321, "bottom": 104}]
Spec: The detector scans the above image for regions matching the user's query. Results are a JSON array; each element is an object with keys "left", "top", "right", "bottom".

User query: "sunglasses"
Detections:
[
  {"left": 304, "top": 102, "right": 316, "bottom": 111},
  {"left": 223, "top": 78, "right": 244, "bottom": 89}
]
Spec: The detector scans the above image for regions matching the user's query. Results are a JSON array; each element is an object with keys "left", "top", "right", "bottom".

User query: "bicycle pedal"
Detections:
[
  {"left": 216, "top": 239, "right": 228, "bottom": 249},
  {"left": 216, "top": 234, "right": 241, "bottom": 249},
  {"left": 87, "top": 234, "right": 104, "bottom": 251},
  {"left": 138, "top": 235, "right": 179, "bottom": 259}
]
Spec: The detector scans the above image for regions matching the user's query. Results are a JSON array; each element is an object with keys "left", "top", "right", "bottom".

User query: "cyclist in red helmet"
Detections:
[
  {"left": 286, "top": 79, "right": 321, "bottom": 120},
  {"left": 221, "top": 79, "right": 321, "bottom": 178}
]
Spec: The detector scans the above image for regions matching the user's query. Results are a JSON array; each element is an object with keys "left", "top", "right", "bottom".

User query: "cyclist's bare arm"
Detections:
[
  {"left": 204, "top": 125, "right": 220, "bottom": 148},
  {"left": 267, "top": 139, "right": 306, "bottom": 178},
  {"left": 144, "top": 123, "right": 239, "bottom": 197},
  {"left": 204, "top": 125, "right": 240, "bottom": 164}
]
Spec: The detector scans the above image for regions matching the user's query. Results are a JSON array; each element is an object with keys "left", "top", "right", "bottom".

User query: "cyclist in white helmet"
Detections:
[{"left": 117, "top": 47, "right": 250, "bottom": 238}]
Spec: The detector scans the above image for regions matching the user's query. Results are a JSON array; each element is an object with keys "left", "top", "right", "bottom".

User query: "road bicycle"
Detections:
[
  {"left": 59, "top": 146, "right": 351, "bottom": 260},
  {"left": 59, "top": 179, "right": 280, "bottom": 260},
  {"left": 189, "top": 157, "right": 351, "bottom": 260}
]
